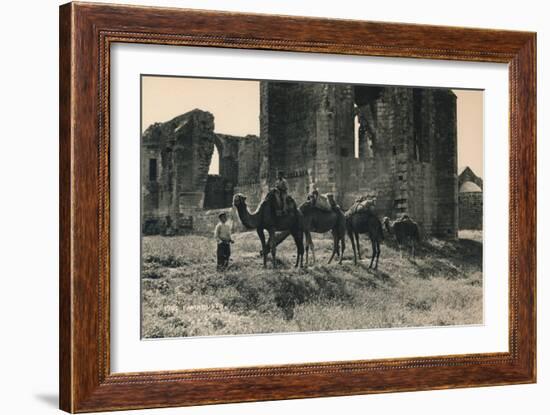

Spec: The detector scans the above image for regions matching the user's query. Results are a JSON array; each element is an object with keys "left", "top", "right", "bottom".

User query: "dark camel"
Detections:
[
  {"left": 300, "top": 199, "right": 347, "bottom": 265},
  {"left": 345, "top": 209, "right": 384, "bottom": 269},
  {"left": 265, "top": 199, "right": 347, "bottom": 265},
  {"left": 383, "top": 216, "right": 420, "bottom": 257},
  {"left": 267, "top": 199, "right": 346, "bottom": 265},
  {"left": 233, "top": 192, "right": 304, "bottom": 268}
]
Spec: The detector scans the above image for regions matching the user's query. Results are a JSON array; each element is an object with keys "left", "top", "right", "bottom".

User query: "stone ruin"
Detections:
[
  {"left": 458, "top": 166, "right": 483, "bottom": 230},
  {"left": 141, "top": 82, "right": 458, "bottom": 237},
  {"left": 140, "top": 109, "right": 258, "bottom": 234}
]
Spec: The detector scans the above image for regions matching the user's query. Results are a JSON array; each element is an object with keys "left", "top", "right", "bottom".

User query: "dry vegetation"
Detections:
[{"left": 141, "top": 230, "right": 482, "bottom": 338}]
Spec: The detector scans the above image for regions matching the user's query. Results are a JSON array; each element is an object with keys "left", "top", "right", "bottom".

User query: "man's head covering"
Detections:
[{"left": 218, "top": 212, "right": 227, "bottom": 219}]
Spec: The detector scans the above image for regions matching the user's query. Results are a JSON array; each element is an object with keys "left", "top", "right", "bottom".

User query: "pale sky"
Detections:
[
  {"left": 141, "top": 76, "right": 260, "bottom": 136},
  {"left": 142, "top": 76, "right": 483, "bottom": 178},
  {"left": 454, "top": 89, "right": 484, "bottom": 178}
]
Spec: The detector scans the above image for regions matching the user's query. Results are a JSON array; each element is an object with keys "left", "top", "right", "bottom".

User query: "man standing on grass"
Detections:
[{"left": 214, "top": 212, "right": 233, "bottom": 271}]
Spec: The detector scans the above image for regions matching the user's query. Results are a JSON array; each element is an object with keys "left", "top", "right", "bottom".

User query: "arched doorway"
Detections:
[{"left": 203, "top": 137, "right": 237, "bottom": 209}]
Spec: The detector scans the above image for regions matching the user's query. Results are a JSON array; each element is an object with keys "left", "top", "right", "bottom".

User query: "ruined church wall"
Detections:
[
  {"left": 377, "top": 88, "right": 414, "bottom": 219},
  {"left": 431, "top": 90, "right": 458, "bottom": 237},
  {"left": 347, "top": 87, "right": 457, "bottom": 237},
  {"left": 333, "top": 85, "right": 356, "bottom": 200},
  {"left": 141, "top": 84, "right": 458, "bottom": 237},
  {"left": 264, "top": 82, "right": 320, "bottom": 174},
  {"left": 234, "top": 134, "right": 264, "bottom": 210},
  {"left": 215, "top": 134, "right": 239, "bottom": 187},
  {"left": 396, "top": 88, "right": 458, "bottom": 237},
  {"left": 347, "top": 87, "right": 414, "bottom": 218},
  {"left": 260, "top": 82, "right": 329, "bottom": 205},
  {"left": 406, "top": 89, "right": 437, "bottom": 235},
  {"left": 237, "top": 135, "right": 263, "bottom": 186},
  {"left": 260, "top": 82, "right": 357, "bottom": 205},
  {"left": 459, "top": 192, "right": 483, "bottom": 230}
]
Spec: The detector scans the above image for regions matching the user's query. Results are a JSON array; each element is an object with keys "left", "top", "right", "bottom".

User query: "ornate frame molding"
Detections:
[{"left": 60, "top": 2, "right": 536, "bottom": 412}]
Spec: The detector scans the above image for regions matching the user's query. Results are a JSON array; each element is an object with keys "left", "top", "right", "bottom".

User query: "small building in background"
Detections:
[{"left": 458, "top": 167, "right": 483, "bottom": 230}]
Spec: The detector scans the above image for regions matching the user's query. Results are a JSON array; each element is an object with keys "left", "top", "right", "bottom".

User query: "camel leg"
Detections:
[
  {"left": 368, "top": 236, "right": 376, "bottom": 269},
  {"left": 305, "top": 232, "right": 314, "bottom": 266},
  {"left": 262, "top": 231, "right": 291, "bottom": 256},
  {"left": 304, "top": 231, "right": 309, "bottom": 266},
  {"left": 328, "top": 232, "right": 338, "bottom": 264},
  {"left": 339, "top": 236, "right": 345, "bottom": 265},
  {"left": 348, "top": 230, "right": 357, "bottom": 265},
  {"left": 309, "top": 234, "right": 316, "bottom": 264},
  {"left": 257, "top": 228, "right": 267, "bottom": 268},
  {"left": 299, "top": 232, "right": 304, "bottom": 267},
  {"left": 374, "top": 240, "right": 381, "bottom": 270},
  {"left": 269, "top": 229, "right": 277, "bottom": 268},
  {"left": 334, "top": 230, "right": 341, "bottom": 261},
  {"left": 291, "top": 231, "right": 304, "bottom": 268},
  {"left": 355, "top": 233, "right": 362, "bottom": 261}
]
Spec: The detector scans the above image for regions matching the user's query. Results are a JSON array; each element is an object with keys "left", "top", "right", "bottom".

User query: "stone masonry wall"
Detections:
[
  {"left": 261, "top": 82, "right": 323, "bottom": 203},
  {"left": 141, "top": 110, "right": 260, "bottom": 234},
  {"left": 459, "top": 192, "right": 483, "bottom": 230},
  {"left": 142, "top": 83, "right": 458, "bottom": 237},
  {"left": 431, "top": 90, "right": 458, "bottom": 237}
]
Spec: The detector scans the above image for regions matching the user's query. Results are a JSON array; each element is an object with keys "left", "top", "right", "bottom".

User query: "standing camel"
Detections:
[
  {"left": 266, "top": 199, "right": 347, "bottom": 265},
  {"left": 345, "top": 210, "right": 384, "bottom": 269},
  {"left": 383, "top": 216, "right": 420, "bottom": 257},
  {"left": 300, "top": 199, "right": 347, "bottom": 265},
  {"left": 233, "top": 192, "right": 304, "bottom": 268}
]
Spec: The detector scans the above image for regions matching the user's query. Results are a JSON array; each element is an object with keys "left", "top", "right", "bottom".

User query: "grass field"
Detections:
[{"left": 141, "top": 229, "right": 483, "bottom": 338}]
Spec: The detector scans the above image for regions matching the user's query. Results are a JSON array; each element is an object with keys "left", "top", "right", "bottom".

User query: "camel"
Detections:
[
  {"left": 345, "top": 209, "right": 384, "bottom": 269},
  {"left": 233, "top": 192, "right": 304, "bottom": 268},
  {"left": 300, "top": 199, "right": 347, "bottom": 265},
  {"left": 383, "top": 216, "right": 420, "bottom": 257},
  {"left": 260, "top": 197, "right": 347, "bottom": 265}
]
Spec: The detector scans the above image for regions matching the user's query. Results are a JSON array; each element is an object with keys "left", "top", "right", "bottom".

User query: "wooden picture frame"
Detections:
[{"left": 59, "top": 2, "right": 536, "bottom": 412}]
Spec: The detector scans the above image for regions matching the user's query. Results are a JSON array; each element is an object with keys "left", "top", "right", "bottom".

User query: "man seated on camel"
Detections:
[
  {"left": 275, "top": 171, "right": 289, "bottom": 216},
  {"left": 309, "top": 181, "right": 320, "bottom": 205}
]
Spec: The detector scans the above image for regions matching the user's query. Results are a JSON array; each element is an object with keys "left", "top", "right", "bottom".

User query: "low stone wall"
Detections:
[{"left": 459, "top": 192, "right": 483, "bottom": 230}]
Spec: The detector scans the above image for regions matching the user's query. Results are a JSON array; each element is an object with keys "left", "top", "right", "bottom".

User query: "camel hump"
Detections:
[{"left": 347, "top": 203, "right": 374, "bottom": 217}]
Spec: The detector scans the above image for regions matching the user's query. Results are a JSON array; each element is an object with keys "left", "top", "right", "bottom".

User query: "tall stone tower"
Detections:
[{"left": 259, "top": 82, "right": 458, "bottom": 237}]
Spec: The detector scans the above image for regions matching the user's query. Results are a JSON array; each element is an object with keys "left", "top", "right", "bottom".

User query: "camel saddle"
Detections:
[
  {"left": 268, "top": 188, "right": 296, "bottom": 216},
  {"left": 347, "top": 197, "right": 376, "bottom": 217},
  {"left": 309, "top": 193, "right": 340, "bottom": 213}
]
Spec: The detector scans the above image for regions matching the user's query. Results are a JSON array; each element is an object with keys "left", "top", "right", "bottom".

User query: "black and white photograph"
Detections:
[
  {"left": 140, "top": 76, "right": 484, "bottom": 338},
  {"left": 1, "top": 0, "right": 545, "bottom": 414}
]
